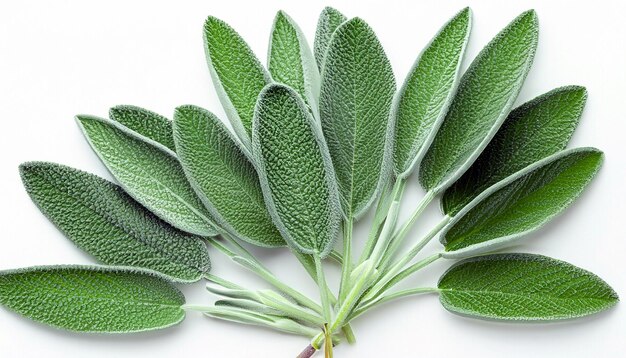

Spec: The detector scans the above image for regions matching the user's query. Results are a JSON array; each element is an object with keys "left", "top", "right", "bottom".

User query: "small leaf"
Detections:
[
  {"left": 252, "top": 84, "right": 340, "bottom": 258},
  {"left": 173, "top": 105, "right": 284, "bottom": 247},
  {"left": 442, "top": 86, "right": 587, "bottom": 215},
  {"left": 419, "top": 10, "right": 539, "bottom": 192},
  {"left": 204, "top": 16, "right": 272, "bottom": 145},
  {"left": 313, "top": 7, "right": 347, "bottom": 71},
  {"left": 319, "top": 17, "right": 396, "bottom": 219},
  {"left": 441, "top": 148, "right": 603, "bottom": 258},
  {"left": 0, "top": 265, "right": 186, "bottom": 332},
  {"left": 76, "top": 115, "right": 217, "bottom": 237},
  {"left": 20, "top": 162, "right": 210, "bottom": 282},
  {"left": 438, "top": 254, "right": 619, "bottom": 321},
  {"left": 109, "top": 105, "right": 176, "bottom": 151},
  {"left": 393, "top": 8, "right": 471, "bottom": 178}
]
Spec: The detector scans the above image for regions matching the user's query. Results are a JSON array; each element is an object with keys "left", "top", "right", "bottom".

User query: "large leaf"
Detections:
[
  {"left": 319, "top": 17, "right": 396, "bottom": 219},
  {"left": 393, "top": 8, "right": 471, "bottom": 178},
  {"left": 0, "top": 266, "right": 186, "bottom": 332},
  {"left": 252, "top": 84, "right": 340, "bottom": 257},
  {"left": 442, "top": 86, "right": 587, "bottom": 215},
  {"left": 313, "top": 7, "right": 347, "bottom": 71},
  {"left": 204, "top": 16, "right": 272, "bottom": 145},
  {"left": 20, "top": 162, "right": 210, "bottom": 282},
  {"left": 438, "top": 254, "right": 618, "bottom": 320},
  {"left": 419, "top": 10, "right": 539, "bottom": 192},
  {"left": 173, "top": 105, "right": 284, "bottom": 247},
  {"left": 109, "top": 105, "right": 176, "bottom": 151},
  {"left": 76, "top": 115, "right": 217, "bottom": 237},
  {"left": 441, "top": 148, "right": 603, "bottom": 258}
]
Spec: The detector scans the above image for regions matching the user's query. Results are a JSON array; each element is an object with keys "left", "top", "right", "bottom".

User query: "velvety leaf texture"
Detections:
[
  {"left": 20, "top": 162, "right": 210, "bottom": 282},
  {"left": 319, "top": 17, "right": 396, "bottom": 219},
  {"left": 0, "top": 266, "right": 186, "bottom": 332},
  {"left": 442, "top": 86, "right": 587, "bottom": 215},
  {"left": 253, "top": 84, "right": 340, "bottom": 257},
  {"left": 419, "top": 10, "right": 539, "bottom": 192},
  {"left": 441, "top": 148, "right": 603, "bottom": 257},
  {"left": 438, "top": 254, "right": 618, "bottom": 320},
  {"left": 109, "top": 105, "right": 176, "bottom": 151},
  {"left": 173, "top": 105, "right": 284, "bottom": 247},
  {"left": 313, "top": 7, "right": 347, "bottom": 71},
  {"left": 393, "top": 8, "right": 471, "bottom": 178},
  {"left": 76, "top": 115, "right": 217, "bottom": 237}
]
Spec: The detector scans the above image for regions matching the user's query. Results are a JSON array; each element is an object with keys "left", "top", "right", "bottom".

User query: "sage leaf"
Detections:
[
  {"left": 252, "top": 84, "right": 340, "bottom": 257},
  {"left": 0, "top": 265, "right": 186, "bottom": 332},
  {"left": 313, "top": 7, "right": 347, "bottom": 71},
  {"left": 319, "top": 17, "right": 396, "bottom": 219},
  {"left": 393, "top": 8, "right": 471, "bottom": 178},
  {"left": 442, "top": 86, "right": 587, "bottom": 215},
  {"left": 441, "top": 148, "right": 603, "bottom": 258},
  {"left": 173, "top": 105, "right": 284, "bottom": 247},
  {"left": 20, "top": 162, "right": 210, "bottom": 282},
  {"left": 76, "top": 115, "right": 217, "bottom": 237},
  {"left": 438, "top": 254, "right": 619, "bottom": 321},
  {"left": 419, "top": 10, "right": 539, "bottom": 192},
  {"left": 204, "top": 16, "right": 272, "bottom": 145},
  {"left": 109, "top": 105, "right": 176, "bottom": 151}
]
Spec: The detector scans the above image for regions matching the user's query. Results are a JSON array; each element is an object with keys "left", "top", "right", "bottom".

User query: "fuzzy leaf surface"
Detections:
[
  {"left": 109, "top": 105, "right": 176, "bottom": 151},
  {"left": 313, "top": 7, "right": 347, "bottom": 71}
]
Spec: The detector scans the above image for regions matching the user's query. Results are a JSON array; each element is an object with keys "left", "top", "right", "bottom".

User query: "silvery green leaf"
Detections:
[
  {"left": 109, "top": 105, "right": 176, "bottom": 151},
  {"left": 419, "top": 10, "right": 539, "bottom": 192},
  {"left": 438, "top": 254, "right": 618, "bottom": 321},
  {"left": 319, "top": 17, "right": 396, "bottom": 219},
  {"left": 0, "top": 265, "right": 186, "bottom": 332},
  {"left": 204, "top": 16, "right": 272, "bottom": 146},
  {"left": 313, "top": 7, "right": 347, "bottom": 71},
  {"left": 20, "top": 162, "right": 210, "bottom": 283},
  {"left": 252, "top": 84, "right": 340, "bottom": 258},
  {"left": 441, "top": 148, "right": 603, "bottom": 258},
  {"left": 173, "top": 105, "right": 284, "bottom": 247},
  {"left": 442, "top": 86, "right": 587, "bottom": 215},
  {"left": 393, "top": 8, "right": 471, "bottom": 178},
  {"left": 76, "top": 115, "right": 217, "bottom": 237}
]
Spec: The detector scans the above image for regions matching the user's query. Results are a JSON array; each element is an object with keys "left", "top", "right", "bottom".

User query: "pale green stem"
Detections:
[
  {"left": 338, "top": 218, "right": 353, "bottom": 305},
  {"left": 329, "top": 250, "right": 344, "bottom": 265},
  {"left": 314, "top": 254, "right": 333, "bottom": 324},
  {"left": 367, "top": 179, "right": 407, "bottom": 265},
  {"left": 349, "top": 287, "right": 439, "bottom": 320}
]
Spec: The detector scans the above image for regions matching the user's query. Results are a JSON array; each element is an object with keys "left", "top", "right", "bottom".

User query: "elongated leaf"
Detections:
[
  {"left": 419, "top": 10, "right": 539, "bottom": 192},
  {"left": 204, "top": 16, "right": 272, "bottom": 145},
  {"left": 319, "top": 17, "right": 396, "bottom": 219},
  {"left": 76, "top": 115, "right": 217, "bottom": 237},
  {"left": 0, "top": 266, "right": 186, "bottom": 332},
  {"left": 313, "top": 7, "right": 347, "bottom": 71},
  {"left": 173, "top": 105, "right": 284, "bottom": 247},
  {"left": 268, "top": 11, "right": 320, "bottom": 112},
  {"left": 252, "top": 84, "right": 340, "bottom": 257},
  {"left": 109, "top": 105, "right": 176, "bottom": 151},
  {"left": 443, "top": 86, "right": 587, "bottom": 215},
  {"left": 393, "top": 8, "right": 471, "bottom": 178},
  {"left": 20, "top": 162, "right": 210, "bottom": 282},
  {"left": 441, "top": 148, "right": 603, "bottom": 258},
  {"left": 438, "top": 254, "right": 618, "bottom": 320}
]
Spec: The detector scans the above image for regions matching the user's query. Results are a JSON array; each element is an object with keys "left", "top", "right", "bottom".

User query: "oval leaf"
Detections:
[
  {"left": 173, "top": 105, "right": 284, "bottom": 247},
  {"left": 109, "top": 105, "right": 176, "bottom": 151},
  {"left": 0, "top": 266, "right": 186, "bottom": 332},
  {"left": 252, "top": 84, "right": 340, "bottom": 257},
  {"left": 313, "top": 7, "right": 347, "bottom": 71},
  {"left": 438, "top": 254, "right": 618, "bottom": 321},
  {"left": 419, "top": 10, "right": 539, "bottom": 192},
  {"left": 20, "top": 162, "right": 210, "bottom": 282},
  {"left": 76, "top": 115, "right": 217, "bottom": 237},
  {"left": 319, "top": 17, "right": 396, "bottom": 219},
  {"left": 442, "top": 86, "right": 587, "bottom": 215},
  {"left": 441, "top": 148, "right": 603, "bottom": 258}
]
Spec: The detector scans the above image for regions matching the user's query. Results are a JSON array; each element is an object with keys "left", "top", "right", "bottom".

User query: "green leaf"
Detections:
[
  {"left": 442, "top": 86, "right": 587, "bottom": 215},
  {"left": 393, "top": 8, "right": 471, "bottom": 178},
  {"left": 268, "top": 11, "right": 320, "bottom": 112},
  {"left": 419, "top": 10, "right": 539, "bottom": 192},
  {"left": 76, "top": 115, "right": 217, "bottom": 237},
  {"left": 252, "top": 84, "right": 340, "bottom": 258},
  {"left": 173, "top": 105, "right": 284, "bottom": 247},
  {"left": 20, "top": 162, "right": 210, "bottom": 283},
  {"left": 109, "top": 105, "right": 176, "bottom": 151},
  {"left": 441, "top": 148, "right": 603, "bottom": 258},
  {"left": 204, "top": 16, "right": 272, "bottom": 145},
  {"left": 313, "top": 7, "right": 347, "bottom": 71},
  {"left": 319, "top": 17, "right": 396, "bottom": 219},
  {"left": 438, "top": 254, "right": 619, "bottom": 321},
  {"left": 0, "top": 265, "right": 186, "bottom": 332}
]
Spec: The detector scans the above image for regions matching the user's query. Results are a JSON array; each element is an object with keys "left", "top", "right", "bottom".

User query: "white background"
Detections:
[{"left": 0, "top": 0, "right": 624, "bottom": 357}]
